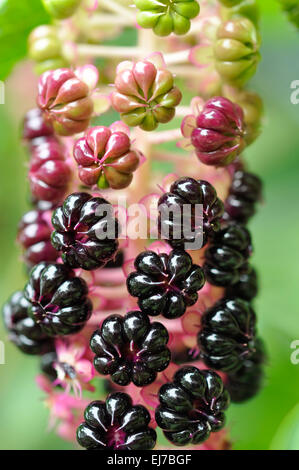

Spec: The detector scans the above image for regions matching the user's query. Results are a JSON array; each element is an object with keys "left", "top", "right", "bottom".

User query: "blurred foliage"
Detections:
[
  {"left": 0, "top": 0, "right": 299, "bottom": 450},
  {"left": 0, "top": 0, "right": 50, "bottom": 80}
]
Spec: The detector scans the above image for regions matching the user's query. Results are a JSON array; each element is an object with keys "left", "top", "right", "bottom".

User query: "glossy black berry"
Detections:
[
  {"left": 77, "top": 392, "right": 156, "bottom": 450},
  {"left": 17, "top": 209, "right": 59, "bottom": 267},
  {"left": 158, "top": 177, "right": 224, "bottom": 249},
  {"left": 198, "top": 298, "right": 257, "bottom": 373},
  {"left": 24, "top": 262, "right": 92, "bottom": 336},
  {"left": 226, "top": 265, "right": 258, "bottom": 301},
  {"left": 127, "top": 250, "right": 205, "bottom": 319},
  {"left": 51, "top": 192, "right": 119, "bottom": 271},
  {"left": 155, "top": 366, "right": 230, "bottom": 446},
  {"left": 226, "top": 338, "right": 266, "bottom": 403},
  {"left": 91, "top": 311, "right": 170, "bottom": 387},
  {"left": 204, "top": 224, "right": 252, "bottom": 287},
  {"left": 224, "top": 171, "right": 263, "bottom": 224},
  {"left": 2, "top": 291, "right": 53, "bottom": 355}
]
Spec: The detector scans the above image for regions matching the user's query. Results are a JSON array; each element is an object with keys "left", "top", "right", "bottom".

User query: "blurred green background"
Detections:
[{"left": 0, "top": 0, "right": 299, "bottom": 450}]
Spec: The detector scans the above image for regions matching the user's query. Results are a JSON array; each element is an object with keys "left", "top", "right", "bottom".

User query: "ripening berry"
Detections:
[
  {"left": 24, "top": 262, "right": 92, "bottom": 336},
  {"left": 77, "top": 393, "right": 157, "bottom": 450},
  {"left": 51, "top": 192, "right": 119, "bottom": 271},
  {"left": 37, "top": 68, "right": 94, "bottom": 136},
  {"left": 28, "top": 25, "right": 68, "bottom": 75},
  {"left": 23, "top": 108, "right": 54, "bottom": 141},
  {"left": 214, "top": 18, "right": 261, "bottom": 87},
  {"left": 189, "top": 97, "right": 245, "bottom": 166},
  {"left": 17, "top": 210, "right": 59, "bottom": 267},
  {"left": 204, "top": 223, "right": 252, "bottom": 287},
  {"left": 73, "top": 126, "right": 141, "bottom": 190},
  {"left": 28, "top": 135, "right": 71, "bottom": 205},
  {"left": 155, "top": 366, "right": 230, "bottom": 446},
  {"left": 134, "top": 0, "right": 200, "bottom": 37},
  {"left": 127, "top": 250, "right": 205, "bottom": 319},
  {"left": 42, "top": 0, "right": 82, "bottom": 19},
  {"left": 158, "top": 177, "right": 224, "bottom": 248},
  {"left": 2, "top": 291, "right": 53, "bottom": 355},
  {"left": 111, "top": 59, "right": 182, "bottom": 131},
  {"left": 90, "top": 310, "right": 171, "bottom": 386},
  {"left": 198, "top": 297, "right": 258, "bottom": 373}
]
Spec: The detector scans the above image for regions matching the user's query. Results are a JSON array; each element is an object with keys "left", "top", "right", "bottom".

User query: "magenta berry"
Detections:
[
  {"left": 183, "top": 97, "right": 245, "bottom": 166},
  {"left": 23, "top": 108, "right": 54, "bottom": 141},
  {"left": 73, "top": 126, "right": 141, "bottom": 190},
  {"left": 17, "top": 210, "right": 58, "bottom": 267},
  {"left": 28, "top": 136, "right": 71, "bottom": 204}
]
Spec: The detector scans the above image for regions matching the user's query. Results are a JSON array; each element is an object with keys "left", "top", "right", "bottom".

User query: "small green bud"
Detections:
[{"left": 42, "top": 0, "right": 82, "bottom": 19}]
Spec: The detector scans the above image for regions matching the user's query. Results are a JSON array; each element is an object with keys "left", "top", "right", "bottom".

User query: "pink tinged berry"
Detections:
[
  {"left": 73, "top": 126, "right": 141, "bottom": 190},
  {"left": 37, "top": 68, "right": 94, "bottom": 136},
  {"left": 188, "top": 97, "right": 245, "bottom": 167},
  {"left": 17, "top": 210, "right": 59, "bottom": 267},
  {"left": 28, "top": 136, "right": 71, "bottom": 204},
  {"left": 23, "top": 108, "right": 54, "bottom": 141}
]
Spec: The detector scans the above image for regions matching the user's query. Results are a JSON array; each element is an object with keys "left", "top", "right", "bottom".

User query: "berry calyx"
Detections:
[
  {"left": 37, "top": 68, "right": 94, "bottom": 136},
  {"left": 214, "top": 18, "right": 261, "bottom": 87},
  {"left": 24, "top": 262, "right": 92, "bottom": 336},
  {"left": 90, "top": 310, "right": 171, "bottom": 386},
  {"left": 127, "top": 249, "right": 205, "bottom": 319},
  {"left": 28, "top": 135, "right": 71, "bottom": 204},
  {"left": 187, "top": 97, "right": 245, "bottom": 166},
  {"left": 2, "top": 291, "right": 53, "bottom": 355},
  {"left": 135, "top": 0, "right": 200, "bottom": 37},
  {"left": 198, "top": 297, "right": 258, "bottom": 373},
  {"left": 77, "top": 392, "right": 157, "bottom": 450},
  {"left": 204, "top": 223, "right": 252, "bottom": 287},
  {"left": 158, "top": 177, "right": 224, "bottom": 249},
  {"left": 51, "top": 192, "right": 119, "bottom": 271},
  {"left": 17, "top": 209, "right": 59, "bottom": 267},
  {"left": 73, "top": 126, "right": 141, "bottom": 190},
  {"left": 223, "top": 170, "right": 263, "bottom": 223},
  {"left": 111, "top": 59, "right": 182, "bottom": 131},
  {"left": 155, "top": 366, "right": 230, "bottom": 446}
]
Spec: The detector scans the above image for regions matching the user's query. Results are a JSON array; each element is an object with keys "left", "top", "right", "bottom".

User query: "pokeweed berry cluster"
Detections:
[{"left": 2, "top": 0, "right": 269, "bottom": 451}]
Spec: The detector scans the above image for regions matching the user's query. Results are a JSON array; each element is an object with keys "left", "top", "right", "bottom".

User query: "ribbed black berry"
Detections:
[
  {"left": 77, "top": 392, "right": 157, "bottom": 450},
  {"left": 223, "top": 171, "right": 263, "bottom": 224},
  {"left": 127, "top": 250, "right": 205, "bottom": 319},
  {"left": 90, "top": 310, "right": 170, "bottom": 387},
  {"left": 24, "top": 262, "right": 92, "bottom": 336},
  {"left": 158, "top": 177, "right": 224, "bottom": 249},
  {"left": 226, "top": 265, "right": 258, "bottom": 301},
  {"left": 2, "top": 291, "right": 53, "bottom": 355},
  {"left": 204, "top": 224, "right": 252, "bottom": 287},
  {"left": 198, "top": 297, "right": 257, "bottom": 373},
  {"left": 51, "top": 192, "right": 119, "bottom": 271},
  {"left": 226, "top": 338, "right": 266, "bottom": 403},
  {"left": 155, "top": 366, "right": 230, "bottom": 446}
]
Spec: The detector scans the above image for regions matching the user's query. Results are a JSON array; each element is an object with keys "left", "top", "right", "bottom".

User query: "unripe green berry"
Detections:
[
  {"left": 134, "top": 0, "right": 200, "bottom": 37},
  {"left": 28, "top": 25, "right": 68, "bottom": 75},
  {"left": 221, "top": 0, "right": 260, "bottom": 29},
  {"left": 214, "top": 17, "right": 260, "bottom": 86},
  {"left": 42, "top": 0, "right": 82, "bottom": 19}
]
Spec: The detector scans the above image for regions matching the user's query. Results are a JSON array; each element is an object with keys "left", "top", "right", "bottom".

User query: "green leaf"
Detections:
[
  {"left": 270, "top": 403, "right": 299, "bottom": 450},
  {"left": 0, "top": 0, "right": 50, "bottom": 80}
]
